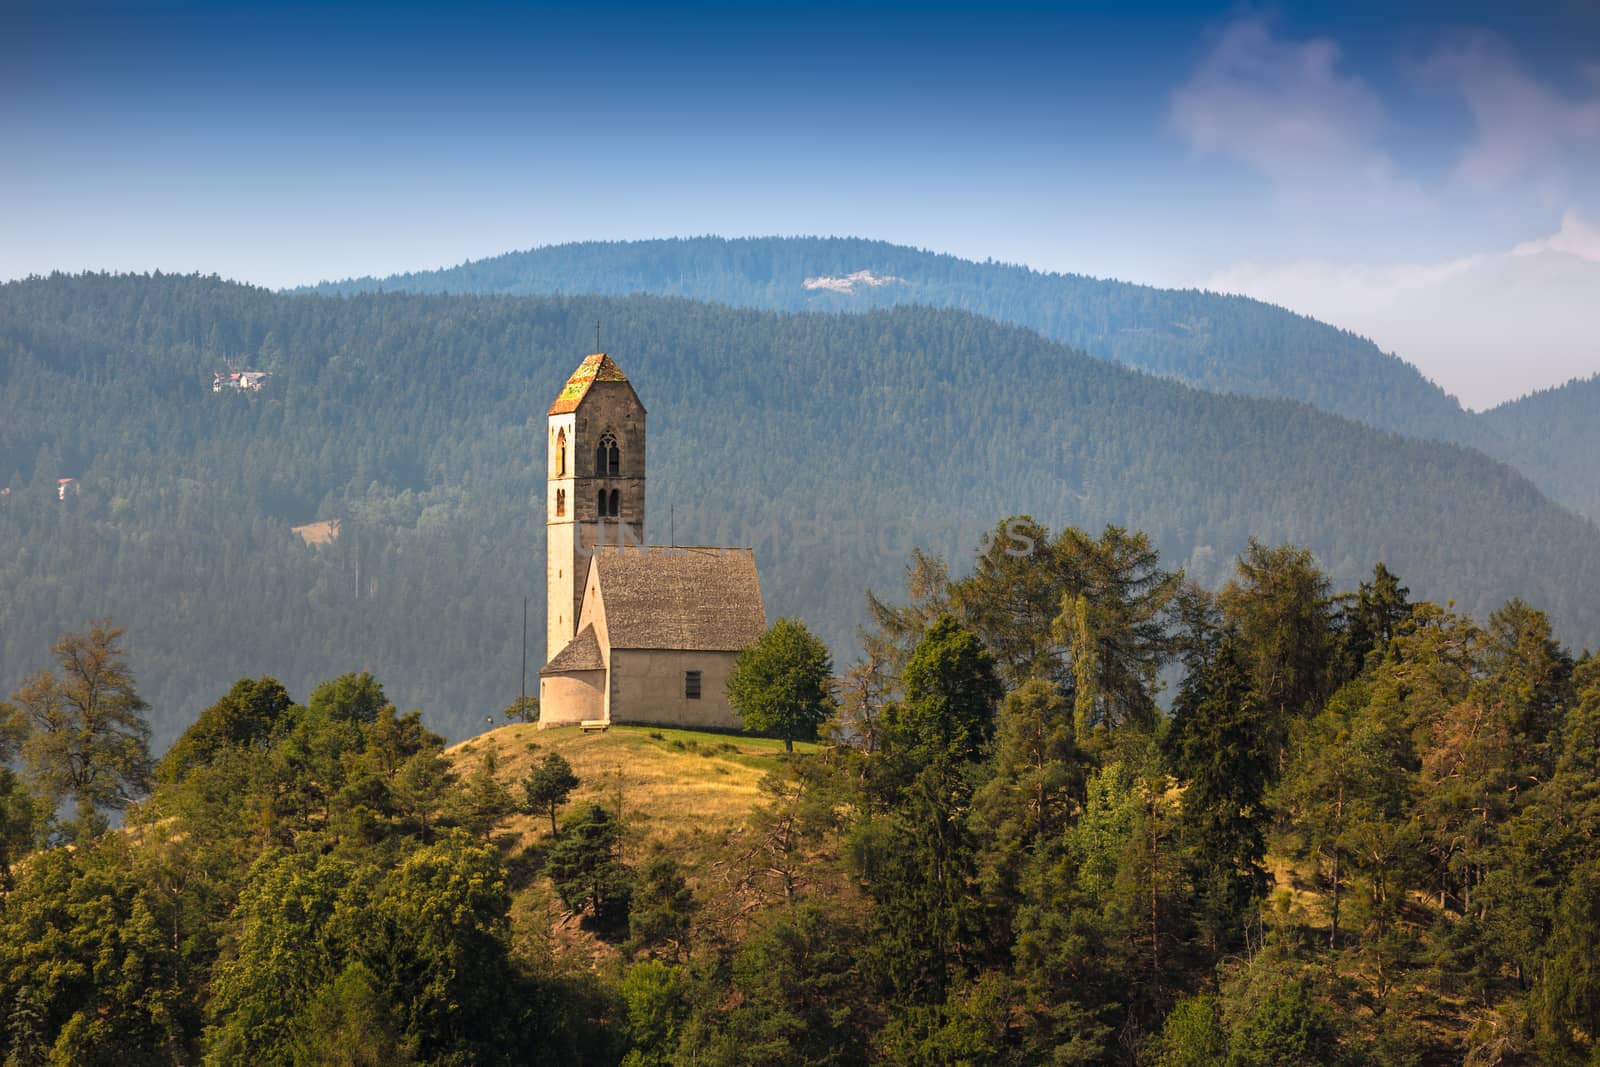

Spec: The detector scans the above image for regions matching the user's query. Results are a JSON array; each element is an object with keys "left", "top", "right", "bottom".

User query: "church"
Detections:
[{"left": 537, "top": 352, "right": 767, "bottom": 729}]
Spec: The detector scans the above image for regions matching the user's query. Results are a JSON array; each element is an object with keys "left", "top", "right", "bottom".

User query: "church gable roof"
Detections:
[
  {"left": 592, "top": 547, "right": 766, "bottom": 651},
  {"left": 540, "top": 623, "right": 605, "bottom": 674},
  {"left": 548, "top": 353, "right": 635, "bottom": 415}
]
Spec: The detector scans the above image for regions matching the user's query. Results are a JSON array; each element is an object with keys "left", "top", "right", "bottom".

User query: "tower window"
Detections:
[
  {"left": 597, "top": 488, "right": 607, "bottom": 517},
  {"left": 555, "top": 488, "right": 565, "bottom": 517},
  {"left": 555, "top": 428, "right": 567, "bottom": 476},
  {"left": 609, "top": 489, "right": 620, "bottom": 516},
  {"left": 685, "top": 670, "right": 702, "bottom": 700},
  {"left": 596, "top": 433, "right": 620, "bottom": 476}
]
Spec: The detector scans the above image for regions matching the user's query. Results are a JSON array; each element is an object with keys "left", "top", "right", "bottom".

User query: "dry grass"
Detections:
[
  {"left": 291, "top": 519, "right": 340, "bottom": 545},
  {"left": 447, "top": 723, "right": 814, "bottom": 854}
]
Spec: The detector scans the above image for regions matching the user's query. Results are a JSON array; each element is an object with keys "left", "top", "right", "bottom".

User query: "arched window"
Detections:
[
  {"left": 555, "top": 428, "right": 567, "bottom": 476},
  {"left": 597, "top": 488, "right": 607, "bottom": 517},
  {"left": 609, "top": 489, "right": 620, "bottom": 517},
  {"left": 555, "top": 488, "right": 565, "bottom": 517},
  {"left": 596, "top": 432, "right": 620, "bottom": 476}
]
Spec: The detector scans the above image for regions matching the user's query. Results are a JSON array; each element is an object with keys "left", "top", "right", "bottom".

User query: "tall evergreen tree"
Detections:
[
  {"left": 1337, "top": 562, "right": 1410, "bottom": 677},
  {"left": 897, "top": 614, "right": 1001, "bottom": 764},
  {"left": 1220, "top": 541, "right": 1336, "bottom": 762},
  {"left": 1167, "top": 635, "right": 1273, "bottom": 952}
]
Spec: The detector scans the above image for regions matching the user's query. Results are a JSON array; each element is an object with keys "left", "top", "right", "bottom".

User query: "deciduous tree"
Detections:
[
  {"left": 727, "top": 618, "right": 835, "bottom": 753},
  {"left": 9, "top": 621, "right": 153, "bottom": 839}
]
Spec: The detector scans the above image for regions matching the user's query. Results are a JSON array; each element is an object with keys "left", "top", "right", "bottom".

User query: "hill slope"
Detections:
[
  {"left": 310, "top": 235, "right": 1483, "bottom": 445},
  {"left": 1483, "top": 374, "right": 1600, "bottom": 525},
  {"left": 313, "top": 235, "right": 1600, "bottom": 524},
  {"left": 4, "top": 273, "right": 1599, "bottom": 746}
]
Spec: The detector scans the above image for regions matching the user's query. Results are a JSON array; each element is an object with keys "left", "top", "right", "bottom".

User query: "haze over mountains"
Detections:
[
  {"left": 312, "top": 236, "right": 1600, "bottom": 526},
  {"left": 4, "top": 269, "right": 1599, "bottom": 745}
]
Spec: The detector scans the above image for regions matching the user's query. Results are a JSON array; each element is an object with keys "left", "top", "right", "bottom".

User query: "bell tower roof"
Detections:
[{"left": 548, "top": 352, "right": 636, "bottom": 416}]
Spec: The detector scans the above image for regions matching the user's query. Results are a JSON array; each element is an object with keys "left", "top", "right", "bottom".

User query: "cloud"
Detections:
[
  {"left": 1169, "top": 18, "right": 1423, "bottom": 207},
  {"left": 1512, "top": 210, "right": 1600, "bottom": 263},
  {"left": 1424, "top": 33, "right": 1600, "bottom": 193},
  {"left": 1208, "top": 254, "right": 1484, "bottom": 313},
  {"left": 802, "top": 269, "right": 902, "bottom": 294},
  {"left": 1204, "top": 215, "right": 1600, "bottom": 409}
]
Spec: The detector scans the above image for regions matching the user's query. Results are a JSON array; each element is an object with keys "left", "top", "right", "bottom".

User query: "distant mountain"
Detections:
[
  {"left": 309, "top": 236, "right": 1600, "bottom": 525},
  {"left": 1484, "top": 375, "right": 1600, "bottom": 527},
  {"left": 309, "top": 235, "right": 1484, "bottom": 442},
  {"left": 4, "top": 274, "right": 1599, "bottom": 745}
]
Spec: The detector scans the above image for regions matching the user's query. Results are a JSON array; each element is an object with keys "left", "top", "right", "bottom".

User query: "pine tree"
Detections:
[
  {"left": 546, "top": 803, "right": 632, "bottom": 932},
  {"left": 522, "top": 751, "right": 579, "bottom": 835},
  {"left": 1167, "top": 635, "right": 1272, "bottom": 952}
]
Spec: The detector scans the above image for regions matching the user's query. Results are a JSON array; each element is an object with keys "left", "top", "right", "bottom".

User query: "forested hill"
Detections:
[
  {"left": 1484, "top": 374, "right": 1600, "bottom": 525},
  {"left": 309, "top": 235, "right": 1480, "bottom": 446},
  {"left": 310, "top": 235, "right": 1600, "bottom": 525},
  {"left": 4, "top": 272, "right": 1600, "bottom": 746}
]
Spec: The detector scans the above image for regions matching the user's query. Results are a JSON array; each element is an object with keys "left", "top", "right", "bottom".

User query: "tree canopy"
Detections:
[{"left": 727, "top": 618, "right": 836, "bottom": 752}]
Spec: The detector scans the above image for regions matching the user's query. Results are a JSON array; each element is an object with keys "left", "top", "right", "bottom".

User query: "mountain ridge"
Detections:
[
  {"left": 306, "top": 235, "right": 1598, "bottom": 524},
  {"left": 305, "top": 234, "right": 1479, "bottom": 438}
]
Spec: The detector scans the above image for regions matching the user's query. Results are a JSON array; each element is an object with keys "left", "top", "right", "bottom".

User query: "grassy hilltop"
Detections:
[{"left": 448, "top": 723, "right": 814, "bottom": 850}]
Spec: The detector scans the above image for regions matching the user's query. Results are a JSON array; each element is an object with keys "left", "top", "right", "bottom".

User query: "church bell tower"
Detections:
[{"left": 545, "top": 353, "right": 646, "bottom": 660}]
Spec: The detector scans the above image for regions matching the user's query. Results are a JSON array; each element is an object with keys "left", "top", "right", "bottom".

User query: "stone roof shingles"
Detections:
[
  {"left": 593, "top": 546, "right": 766, "bottom": 651},
  {"left": 540, "top": 623, "right": 605, "bottom": 674},
  {"left": 547, "top": 353, "right": 633, "bottom": 416}
]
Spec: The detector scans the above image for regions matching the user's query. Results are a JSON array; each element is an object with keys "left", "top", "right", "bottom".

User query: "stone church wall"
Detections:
[
  {"left": 538, "top": 668, "right": 607, "bottom": 726},
  {"left": 608, "top": 648, "right": 742, "bottom": 730}
]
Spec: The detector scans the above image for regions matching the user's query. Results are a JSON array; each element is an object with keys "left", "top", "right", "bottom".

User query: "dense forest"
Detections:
[
  {"left": 4, "top": 272, "right": 1600, "bottom": 746},
  {"left": 2, "top": 527, "right": 1598, "bottom": 1064},
  {"left": 311, "top": 236, "right": 1599, "bottom": 525},
  {"left": 1483, "top": 374, "right": 1600, "bottom": 526}
]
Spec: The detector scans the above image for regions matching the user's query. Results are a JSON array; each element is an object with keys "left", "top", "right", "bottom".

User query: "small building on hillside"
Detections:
[
  {"left": 57, "top": 477, "right": 78, "bottom": 500},
  {"left": 213, "top": 370, "right": 269, "bottom": 392},
  {"left": 537, "top": 353, "right": 767, "bottom": 730}
]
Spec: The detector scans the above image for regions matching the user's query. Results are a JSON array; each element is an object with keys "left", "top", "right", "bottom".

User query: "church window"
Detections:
[
  {"left": 609, "top": 489, "right": 620, "bottom": 516},
  {"left": 596, "top": 433, "right": 620, "bottom": 476},
  {"left": 555, "top": 428, "right": 567, "bottom": 476},
  {"left": 555, "top": 488, "right": 565, "bottom": 517},
  {"left": 685, "top": 670, "right": 702, "bottom": 700},
  {"left": 597, "top": 488, "right": 607, "bottom": 516}
]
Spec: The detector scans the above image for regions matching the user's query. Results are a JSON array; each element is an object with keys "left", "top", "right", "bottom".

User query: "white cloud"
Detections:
[
  {"left": 1171, "top": 24, "right": 1600, "bottom": 407},
  {"left": 802, "top": 269, "right": 902, "bottom": 294},
  {"left": 1425, "top": 34, "right": 1600, "bottom": 193},
  {"left": 1512, "top": 210, "right": 1600, "bottom": 263},
  {"left": 1205, "top": 215, "right": 1600, "bottom": 410},
  {"left": 1169, "top": 18, "right": 1424, "bottom": 208}
]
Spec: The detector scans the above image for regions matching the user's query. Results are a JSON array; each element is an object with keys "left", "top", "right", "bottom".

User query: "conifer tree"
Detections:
[
  {"left": 1167, "top": 635, "right": 1272, "bottom": 952},
  {"left": 523, "top": 751, "right": 580, "bottom": 835}
]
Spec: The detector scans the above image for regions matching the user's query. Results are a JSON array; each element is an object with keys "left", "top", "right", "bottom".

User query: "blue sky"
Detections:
[{"left": 4, "top": 1, "right": 1599, "bottom": 406}]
